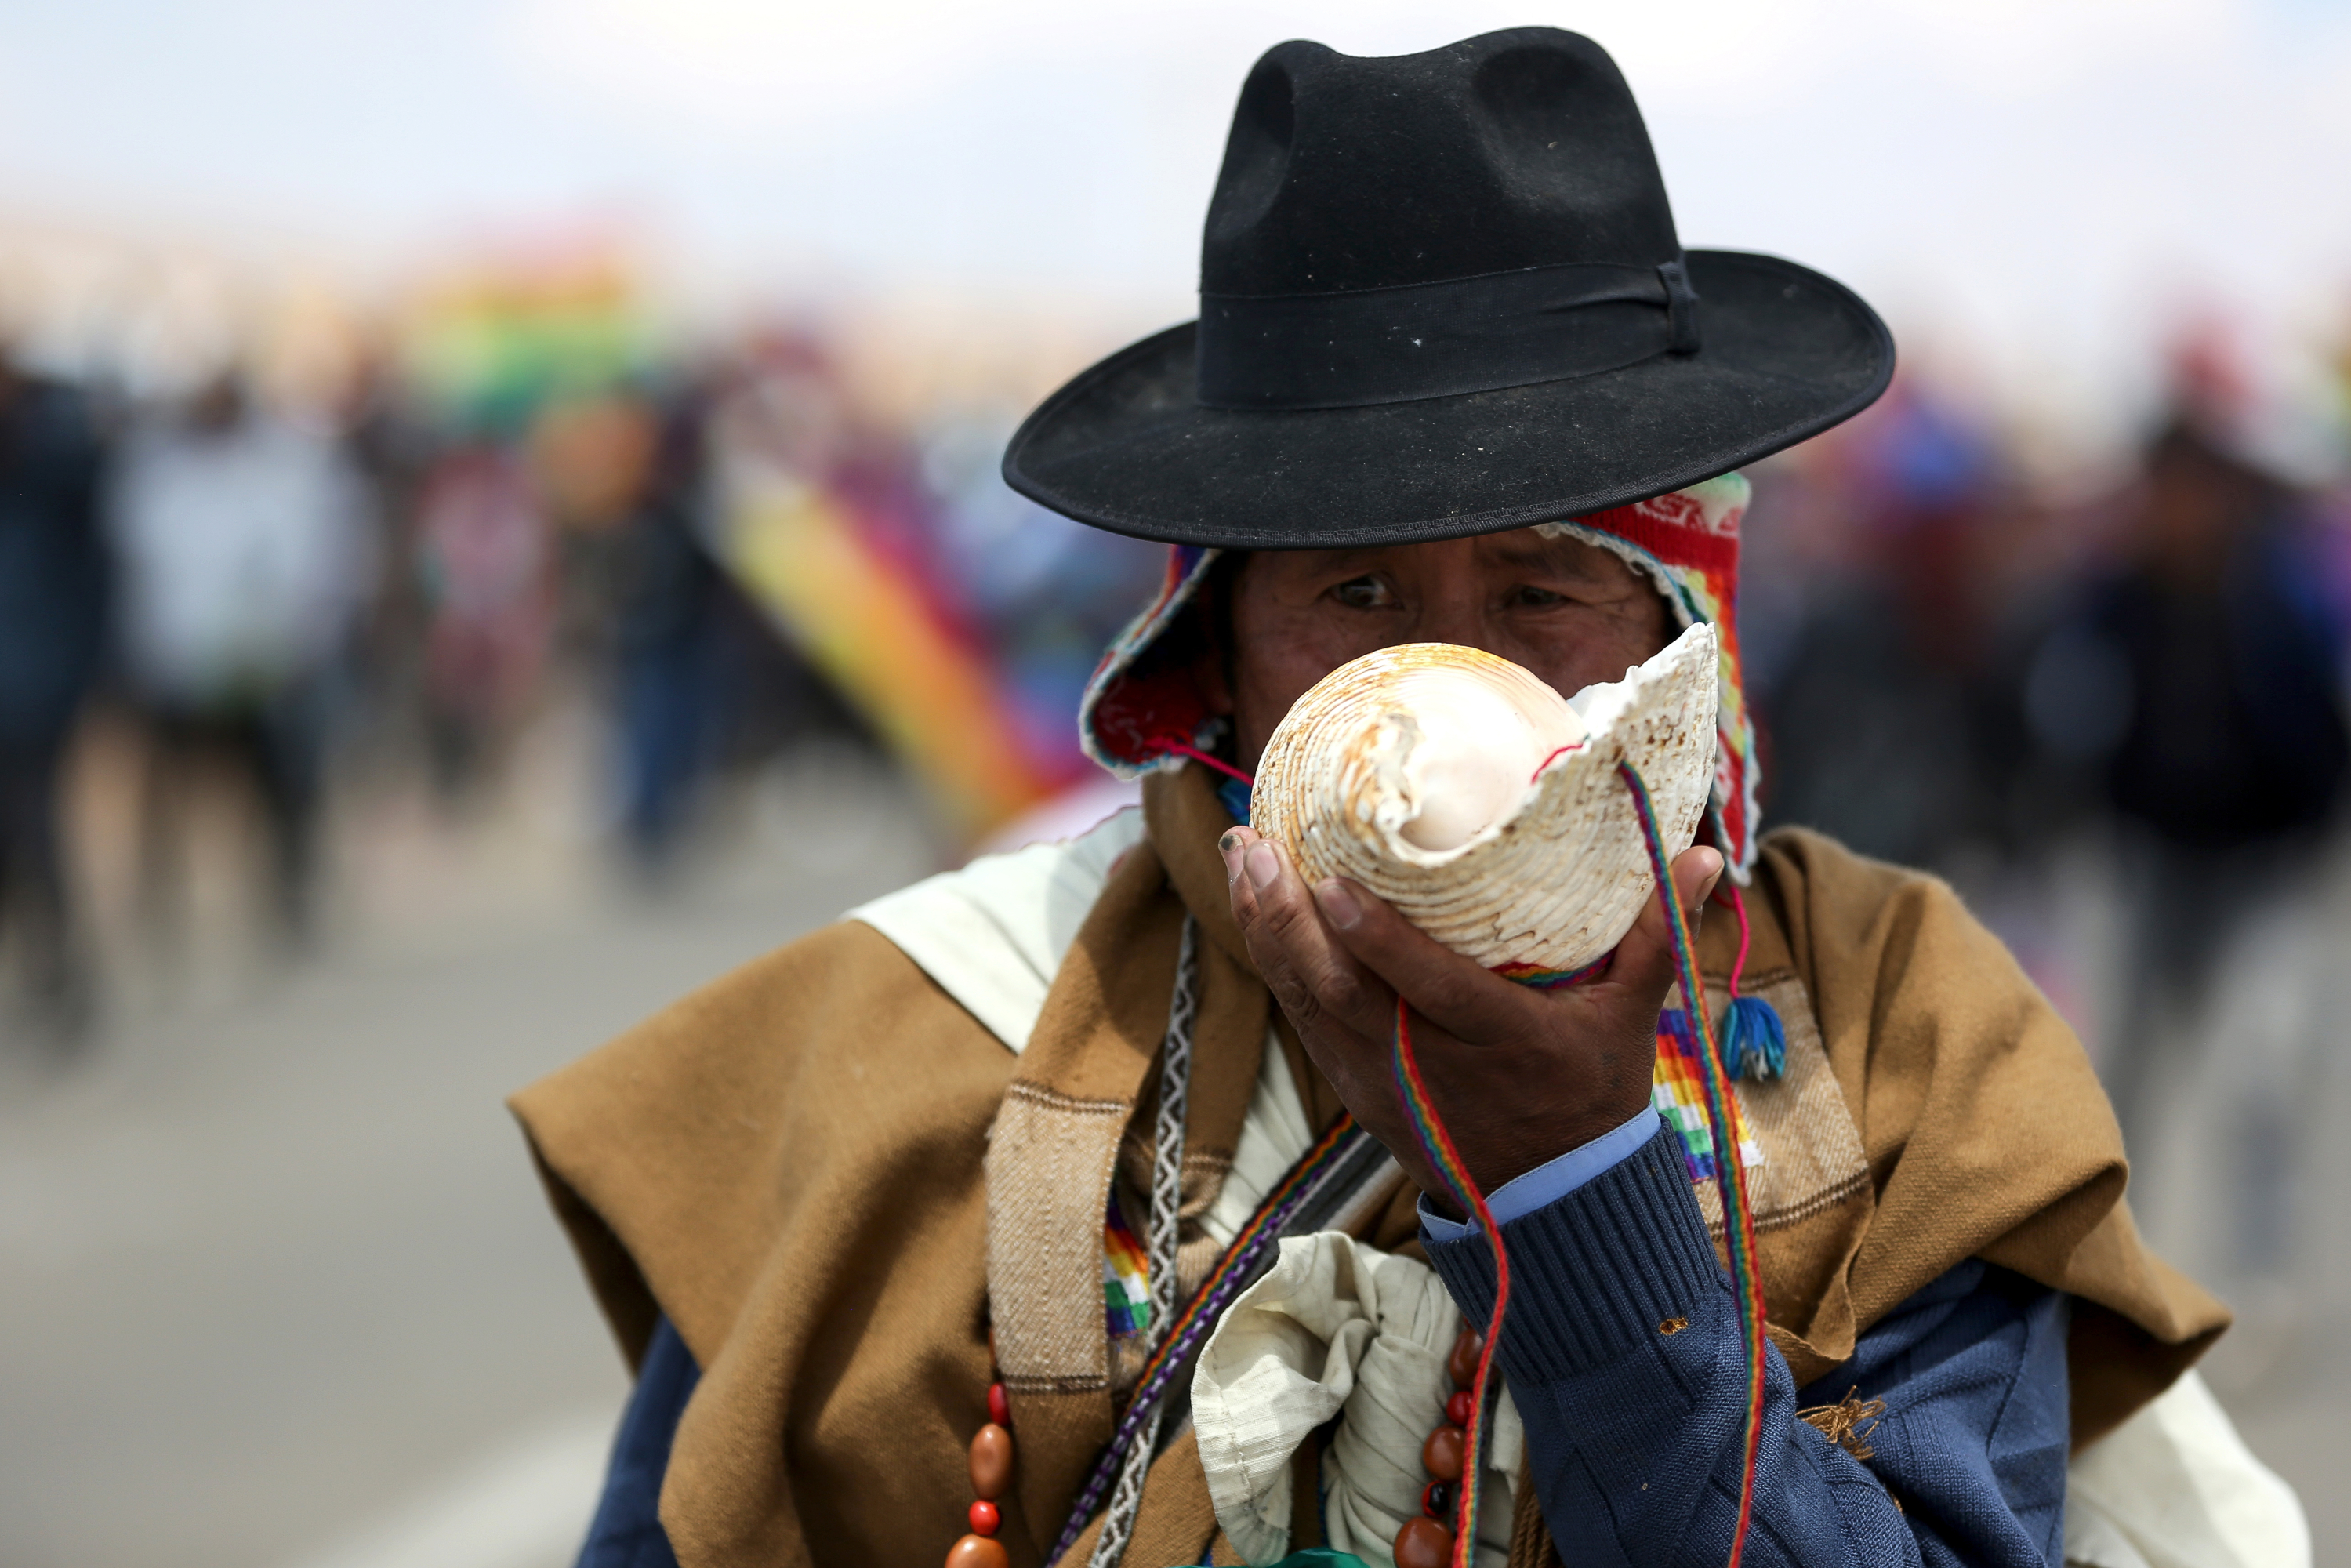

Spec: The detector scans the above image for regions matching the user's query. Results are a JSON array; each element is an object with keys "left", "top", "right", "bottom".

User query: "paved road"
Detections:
[
  {"left": 0, "top": 745, "right": 941, "bottom": 1568},
  {"left": 0, "top": 744, "right": 2341, "bottom": 1566}
]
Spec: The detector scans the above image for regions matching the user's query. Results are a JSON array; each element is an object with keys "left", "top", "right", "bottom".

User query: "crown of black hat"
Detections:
[
  {"left": 1197, "top": 31, "right": 1701, "bottom": 409},
  {"left": 1005, "top": 27, "right": 1892, "bottom": 550}
]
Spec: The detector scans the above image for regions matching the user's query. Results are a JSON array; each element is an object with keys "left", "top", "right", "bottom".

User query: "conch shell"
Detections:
[{"left": 1250, "top": 623, "right": 1718, "bottom": 973}]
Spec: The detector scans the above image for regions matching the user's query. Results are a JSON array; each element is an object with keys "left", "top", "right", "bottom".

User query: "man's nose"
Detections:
[{"left": 1410, "top": 597, "right": 1503, "bottom": 654}]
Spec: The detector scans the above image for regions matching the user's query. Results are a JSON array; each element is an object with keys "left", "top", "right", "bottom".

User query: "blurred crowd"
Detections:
[
  {"left": 5, "top": 278, "right": 2350, "bottom": 1311},
  {"left": 1747, "top": 336, "right": 2351, "bottom": 1298},
  {"left": 0, "top": 292, "right": 1165, "bottom": 1051}
]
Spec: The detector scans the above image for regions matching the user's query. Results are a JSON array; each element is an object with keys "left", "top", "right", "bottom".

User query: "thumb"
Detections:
[{"left": 1604, "top": 845, "right": 1725, "bottom": 1006}]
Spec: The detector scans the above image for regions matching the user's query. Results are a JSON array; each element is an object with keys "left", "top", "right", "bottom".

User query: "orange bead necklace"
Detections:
[
  {"left": 1391, "top": 1327, "right": 1483, "bottom": 1568},
  {"left": 947, "top": 1354, "right": 1015, "bottom": 1568}
]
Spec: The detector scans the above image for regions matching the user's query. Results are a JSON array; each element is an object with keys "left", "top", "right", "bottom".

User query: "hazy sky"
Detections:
[{"left": 3, "top": 0, "right": 2349, "bottom": 419}]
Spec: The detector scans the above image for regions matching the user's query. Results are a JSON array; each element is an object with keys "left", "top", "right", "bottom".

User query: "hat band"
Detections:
[{"left": 1195, "top": 256, "right": 1700, "bottom": 411}]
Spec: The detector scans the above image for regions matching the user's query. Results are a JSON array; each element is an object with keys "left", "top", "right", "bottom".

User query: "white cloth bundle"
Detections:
[{"left": 1191, "top": 1232, "right": 1519, "bottom": 1567}]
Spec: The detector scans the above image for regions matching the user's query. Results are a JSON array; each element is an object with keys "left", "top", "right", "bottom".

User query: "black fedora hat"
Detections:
[{"left": 1003, "top": 27, "right": 1893, "bottom": 550}]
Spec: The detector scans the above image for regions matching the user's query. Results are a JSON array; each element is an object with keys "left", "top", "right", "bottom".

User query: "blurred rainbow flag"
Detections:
[
  {"left": 717, "top": 475, "right": 1070, "bottom": 838},
  {"left": 401, "top": 239, "right": 650, "bottom": 432}
]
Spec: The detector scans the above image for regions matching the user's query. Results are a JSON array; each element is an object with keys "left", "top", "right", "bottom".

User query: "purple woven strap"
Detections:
[
  {"left": 1047, "top": 1194, "right": 1302, "bottom": 1563},
  {"left": 1046, "top": 1131, "right": 1376, "bottom": 1565}
]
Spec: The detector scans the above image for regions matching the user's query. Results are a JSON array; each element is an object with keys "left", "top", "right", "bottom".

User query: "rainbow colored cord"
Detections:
[
  {"left": 1390, "top": 996, "right": 1509, "bottom": 1568},
  {"left": 1489, "top": 955, "right": 1613, "bottom": 989},
  {"left": 1620, "top": 758, "right": 1766, "bottom": 1566}
]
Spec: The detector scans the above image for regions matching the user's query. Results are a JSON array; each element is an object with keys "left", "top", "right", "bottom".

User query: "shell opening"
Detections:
[{"left": 1386, "top": 666, "right": 1584, "bottom": 853}]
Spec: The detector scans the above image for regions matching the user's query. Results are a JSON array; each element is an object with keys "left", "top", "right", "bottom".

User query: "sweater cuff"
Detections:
[
  {"left": 1421, "top": 1119, "right": 1723, "bottom": 1381},
  {"left": 1417, "top": 1107, "right": 1663, "bottom": 1243}
]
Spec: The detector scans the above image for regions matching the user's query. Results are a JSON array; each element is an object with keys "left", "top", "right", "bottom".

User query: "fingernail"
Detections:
[
  {"left": 1690, "top": 848, "right": 1725, "bottom": 906},
  {"left": 1315, "top": 880, "right": 1361, "bottom": 929},
  {"left": 1218, "top": 829, "right": 1244, "bottom": 853},
  {"left": 1219, "top": 829, "right": 1246, "bottom": 882},
  {"left": 1244, "top": 841, "right": 1281, "bottom": 891}
]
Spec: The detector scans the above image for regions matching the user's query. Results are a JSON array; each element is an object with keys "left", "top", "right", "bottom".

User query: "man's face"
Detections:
[{"left": 1217, "top": 528, "right": 1677, "bottom": 772}]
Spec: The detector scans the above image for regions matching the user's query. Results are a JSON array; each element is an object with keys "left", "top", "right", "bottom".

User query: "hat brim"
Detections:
[{"left": 1003, "top": 249, "right": 1892, "bottom": 549}]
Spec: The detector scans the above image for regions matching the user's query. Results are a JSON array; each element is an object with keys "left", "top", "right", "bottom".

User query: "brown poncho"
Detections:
[{"left": 510, "top": 764, "right": 2226, "bottom": 1566}]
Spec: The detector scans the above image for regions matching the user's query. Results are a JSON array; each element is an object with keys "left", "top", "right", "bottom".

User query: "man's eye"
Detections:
[
  {"left": 1511, "top": 585, "right": 1569, "bottom": 608},
  {"left": 1331, "top": 576, "right": 1395, "bottom": 609}
]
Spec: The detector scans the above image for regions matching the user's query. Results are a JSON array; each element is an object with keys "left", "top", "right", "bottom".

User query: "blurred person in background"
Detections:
[
  {"left": 108, "top": 368, "right": 375, "bottom": 947},
  {"left": 604, "top": 382, "right": 728, "bottom": 869},
  {"left": 1751, "top": 379, "right": 2017, "bottom": 871},
  {"left": 332, "top": 346, "right": 437, "bottom": 771},
  {"left": 532, "top": 376, "right": 800, "bottom": 872},
  {"left": 2040, "top": 412, "right": 2350, "bottom": 1288},
  {"left": 0, "top": 346, "right": 110, "bottom": 1044},
  {"left": 411, "top": 434, "right": 553, "bottom": 806}
]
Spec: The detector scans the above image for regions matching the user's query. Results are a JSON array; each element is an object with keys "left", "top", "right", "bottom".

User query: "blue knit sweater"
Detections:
[{"left": 1421, "top": 1120, "right": 2070, "bottom": 1567}]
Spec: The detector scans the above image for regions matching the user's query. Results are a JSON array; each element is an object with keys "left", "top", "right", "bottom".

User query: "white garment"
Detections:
[
  {"left": 2063, "top": 1370, "right": 2309, "bottom": 1568},
  {"left": 109, "top": 414, "right": 372, "bottom": 704},
  {"left": 846, "top": 808, "right": 2305, "bottom": 1568}
]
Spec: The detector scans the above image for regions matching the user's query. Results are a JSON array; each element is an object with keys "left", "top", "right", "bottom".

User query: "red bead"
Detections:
[
  {"left": 1445, "top": 1389, "right": 1475, "bottom": 1428},
  {"left": 986, "top": 1381, "right": 1012, "bottom": 1428},
  {"left": 967, "top": 1500, "right": 1000, "bottom": 1537},
  {"left": 1393, "top": 1513, "right": 1454, "bottom": 1568},
  {"left": 968, "top": 1423, "right": 1013, "bottom": 1500},
  {"left": 1422, "top": 1423, "right": 1465, "bottom": 1482},
  {"left": 946, "top": 1534, "right": 1010, "bottom": 1568},
  {"left": 1423, "top": 1479, "right": 1455, "bottom": 1519},
  {"left": 1448, "top": 1330, "right": 1484, "bottom": 1389}
]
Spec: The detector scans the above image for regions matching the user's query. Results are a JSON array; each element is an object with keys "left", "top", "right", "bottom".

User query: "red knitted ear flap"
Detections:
[{"left": 1079, "top": 544, "right": 1223, "bottom": 776}]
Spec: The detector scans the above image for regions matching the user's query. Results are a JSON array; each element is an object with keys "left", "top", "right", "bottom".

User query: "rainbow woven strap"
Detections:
[
  {"left": 1051, "top": 1115, "right": 1373, "bottom": 1565},
  {"left": 1656, "top": 1008, "right": 1761, "bottom": 1185},
  {"left": 1101, "top": 1189, "right": 1153, "bottom": 1338},
  {"left": 1392, "top": 760, "right": 1769, "bottom": 1568}
]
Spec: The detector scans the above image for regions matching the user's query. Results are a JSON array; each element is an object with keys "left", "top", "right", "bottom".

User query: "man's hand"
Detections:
[{"left": 1220, "top": 826, "right": 1722, "bottom": 1213}]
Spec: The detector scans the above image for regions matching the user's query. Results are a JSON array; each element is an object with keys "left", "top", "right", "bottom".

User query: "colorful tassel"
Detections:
[
  {"left": 1720, "top": 993, "right": 1787, "bottom": 1081},
  {"left": 1718, "top": 882, "right": 1783, "bottom": 1080}
]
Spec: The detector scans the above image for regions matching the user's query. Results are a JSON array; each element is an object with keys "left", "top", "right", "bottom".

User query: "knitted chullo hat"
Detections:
[{"left": 1078, "top": 470, "right": 1765, "bottom": 880}]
